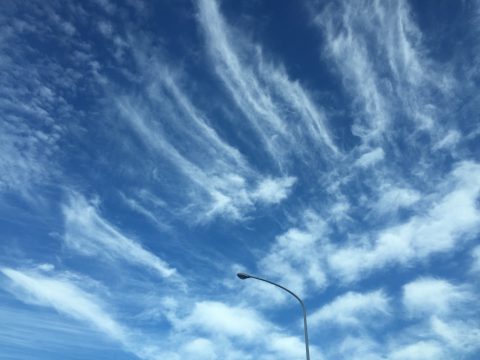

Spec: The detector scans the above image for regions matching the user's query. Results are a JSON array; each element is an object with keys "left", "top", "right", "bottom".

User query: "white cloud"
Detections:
[
  {"left": 0, "top": 305, "right": 115, "bottom": 355},
  {"left": 259, "top": 211, "right": 329, "bottom": 297},
  {"left": 0, "top": 115, "right": 60, "bottom": 199},
  {"left": 389, "top": 341, "right": 446, "bottom": 360},
  {"left": 171, "top": 299, "right": 322, "bottom": 360},
  {"left": 315, "top": 0, "right": 450, "bottom": 140},
  {"left": 267, "top": 334, "right": 306, "bottom": 359},
  {"left": 98, "top": 21, "right": 113, "bottom": 37},
  {"left": 115, "top": 46, "right": 271, "bottom": 222},
  {"left": 382, "top": 278, "right": 480, "bottom": 359},
  {"left": 0, "top": 2, "right": 107, "bottom": 205},
  {"left": 433, "top": 129, "right": 461, "bottom": 151},
  {"left": 355, "top": 148, "right": 385, "bottom": 168},
  {"left": 149, "top": 70, "right": 249, "bottom": 173},
  {"left": 180, "top": 301, "right": 267, "bottom": 340},
  {"left": 1, "top": 268, "right": 125, "bottom": 340},
  {"left": 310, "top": 290, "right": 390, "bottom": 327},
  {"left": 118, "top": 97, "right": 235, "bottom": 203},
  {"left": 93, "top": 0, "right": 116, "bottom": 14},
  {"left": 197, "top": 0, "right": 287, "bottom": 162},
  {"left": 336, "top": 336, "right": 383, "bottom": 360},
  {"left": 316, "top": 2, "right": 391, "bottom": 140},
  {"left": 120, "top": 192, "right": 171, "bottom": 232},
  {"left": 197, "top": 0, "right": 338, "bottom": 164},
  {"left": 402, "top": 277, "right": 471, "bottom": 317},
  {"left": 183, "top": 338, "right": 216, "bottom": 360},
  {"left": 255, "top": 162, "right": 480, "bottom": 293},
  {"left": 63, "top": 191, "right": 177, "bottom": 278},
  {"left": 328, "top": 161, "right": 480, "bottom": 282},
  {"left": 3, "top": 3, "right": 478, "bottom": 360},
  {"left": 1, "top": 267, "right": 164, "bottom": 360},
  {"left": 253, "top": 176, "right": 296, "bottom": 204},
  {"left": 261, "top": 61, "right": 339, "bottom": 156},
  {"left": 117, "top": 94, "right": 295, "bottom": 222},
  {"left": 329, "top": 200, "right": 351, "bottom": 222},
  {"left": 430, "top": 316, "right": 480, "bottom": 352},
  {"left": 371, "top": 186, "right": 420, "bottom": 215},
  {"left": 60, "top": 21, "right": 76, "bottom": 36},
  {"left": 471, "top": 246, "right": 480, "bottom": 273},
  {"left": 37, "top": 263, "right": 55, "bottom": 272}
]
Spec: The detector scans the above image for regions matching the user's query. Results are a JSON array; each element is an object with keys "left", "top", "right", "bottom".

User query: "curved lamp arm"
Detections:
[{"left": 237, "top": 272, "right": 310, "bottom": 360}]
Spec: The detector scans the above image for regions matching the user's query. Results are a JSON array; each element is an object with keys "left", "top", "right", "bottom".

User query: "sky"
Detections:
[{"left": 1, "top": 0, "right": 480, "bottom": 359}]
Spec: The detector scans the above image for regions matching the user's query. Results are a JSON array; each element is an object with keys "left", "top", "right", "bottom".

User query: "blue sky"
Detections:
[{"left": 1, "top": 0, "right": 480, "bottom": 359}]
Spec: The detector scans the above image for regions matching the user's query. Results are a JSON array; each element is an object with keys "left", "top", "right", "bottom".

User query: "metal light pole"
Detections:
[{"left": 237, "top": 272, "right": 311, "bottom": 360}]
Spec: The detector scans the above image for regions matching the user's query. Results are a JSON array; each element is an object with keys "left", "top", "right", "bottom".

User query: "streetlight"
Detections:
[{"left": 236, "top": 272, "right": 311, "bottom": 360}]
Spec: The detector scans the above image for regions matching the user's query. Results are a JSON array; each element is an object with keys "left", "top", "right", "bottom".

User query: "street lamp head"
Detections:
[{"left": 237, "top": 272, "right": 251, "bottom": 280}]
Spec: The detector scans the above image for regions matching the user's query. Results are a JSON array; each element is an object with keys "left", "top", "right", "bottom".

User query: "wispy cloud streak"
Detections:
[
  {"left": 1, "top": 267, "right": 164, "bottom": 360},
  {"left": 197, "top": 0, "right": 338, "bottom": 164},
  {"left": 117, "top": 73, "right": 296, "bottom": 221},
  {"left": 63, "top": 192, "right": 177, "bottom": 278},
  {"left": 316, "top": 0, "right": 451, "bottom": 142}
]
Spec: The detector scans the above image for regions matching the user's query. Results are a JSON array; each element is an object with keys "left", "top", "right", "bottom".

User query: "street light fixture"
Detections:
[{"left": 236, "top": 272, "right": 311, "bottom": 360}]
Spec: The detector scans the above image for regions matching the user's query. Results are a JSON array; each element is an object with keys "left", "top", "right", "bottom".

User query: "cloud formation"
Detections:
[
  {"left": 63, "top": 192, "right": 177, "bottom": 278},
  {"left": 1, "top": 1, "right": 479, "bottom": 359},
  {"left": 1, "top": 267, "right": 163, "bottom": 360},
  {"left": 198, "top": 0, "right": 338, "bottom": 165},
  {"left": 328, "top": 161, "right": 480, "bottom": 282},
  {"left": 402, "top": 277, "right": 471, "bottom": 317},
  {"left": 310, "top": 290, "right": 390, "bottom": 327}
]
